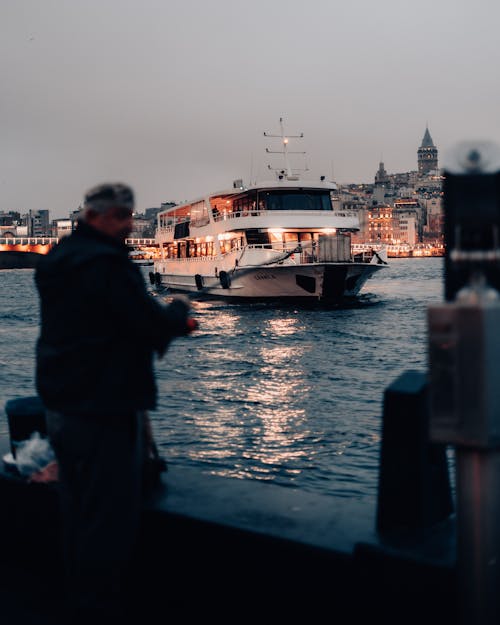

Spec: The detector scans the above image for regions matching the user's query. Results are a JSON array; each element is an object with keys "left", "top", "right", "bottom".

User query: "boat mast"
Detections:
[{"left": 264, "top": 117, "right": 305, "bottom": 180}]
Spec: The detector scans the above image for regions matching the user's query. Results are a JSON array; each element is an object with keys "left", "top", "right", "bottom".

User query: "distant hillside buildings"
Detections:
[
  {"left": 0, "top": 206, "right": 165, "bottom": 240},
  {"left": 340, "top": 127, "right": 443, "bottom": 246},
  {"left": 1, "top": 128, "right": 444, "bottom": 246},
  {"left": 418, "top": 127, "right": 439, "bottom": 176}
]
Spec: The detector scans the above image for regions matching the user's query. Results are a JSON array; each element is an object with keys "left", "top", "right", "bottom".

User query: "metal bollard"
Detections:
[{"left": 377, "top": 369, "right": 453, "bottom": 535}]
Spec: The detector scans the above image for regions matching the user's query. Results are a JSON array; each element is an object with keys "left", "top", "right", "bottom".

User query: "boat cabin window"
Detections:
[
  {"left": 159, "top": 214, "right": 174, "bottom": 228},
  {"left": 268, "top": 231, "right": 317, "bottom": 249},
  {"left": 165, "top": 240, "right": 215, "bottom": 258},
  {"left": 245, "top": 229, "right": 270, "bottom": 245},
  {"left": 178, "top": 241, "right": 187, "bottom": 258},
  {"left": 259, "top": 190, "right": 333, "bottom": 211},
  {"left": 158, "top": 203, "right": 192, "bottom": 229},
  {"left": 283, "top": 232, "right": 299, "bottom": 244},
  {"left": 190, "top": 200, "right": 209, "bottom": 227},
  {"left": 219, "top": 236, "right": 243, "bottom": 255},
  {"left": 232, "top": 191, "right": 258, "bottom": 216}
]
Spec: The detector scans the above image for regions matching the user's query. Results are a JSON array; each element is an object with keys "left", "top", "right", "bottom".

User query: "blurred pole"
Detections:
[
  {"left": 456, "top": 450, "right": 500, "bottom": 623},
  {"left": 429, "top": 141, "right": 500, "bottom": 625}
]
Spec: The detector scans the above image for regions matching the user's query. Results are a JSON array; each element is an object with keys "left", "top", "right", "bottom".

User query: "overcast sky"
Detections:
[{"left": 2, "top": 0, "right": 500, "bottom": 218}]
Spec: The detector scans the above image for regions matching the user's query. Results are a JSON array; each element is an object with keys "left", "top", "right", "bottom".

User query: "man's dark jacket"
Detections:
[{"left": 35, "top": 221, "right": 189, "bottom": 417}]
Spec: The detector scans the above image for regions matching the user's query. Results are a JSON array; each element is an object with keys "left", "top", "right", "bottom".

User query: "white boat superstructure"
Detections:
[{"left": 151, "top": 120, "right": 388, "bottom": 301}]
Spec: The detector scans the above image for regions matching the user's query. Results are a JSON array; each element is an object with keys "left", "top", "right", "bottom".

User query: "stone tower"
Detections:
[
  {"left": 375, "top": 161, "right": 388, "bottom": 185},
  {"left": 418, "top": 127, "right": 438, "bottom": 176}
]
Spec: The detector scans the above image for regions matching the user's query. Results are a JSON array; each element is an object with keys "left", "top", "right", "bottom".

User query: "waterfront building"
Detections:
[
  {"left": 364, "top": 201, "right": 421, "bottom": 246},
  {"left": 394, "top": 198, "right": 423, "bottom": 242},
  {"left": 52, "top": 219, "right": 72, "bottom": 238},
  {"left": 0, "top": 226, "right": 16, "bottom": 237},
  {"left": 387, "top": 171, "right": 413, "bottom": 188},
  {"left": 394, "top": 215, "right": 418, "bottom": 245},
  {"left": 13, "top": 225, "right": 28, "bottom": 236},
  {"left": 367, "top": 205, "right": 395, "bottom": 244},
  {"left": 69, "top": 208, "right": 83, "bottom": 230},
  {"left": 145, "top": 207, "right": 162, "bottom": 221},
  {"left": 160, "top": 201, "right": 176, "bottom": 212},
  {"left": 416, "top": 171, "right": 444, "bottom": 193},
  {"left": 0, "top": 211, "right": 21, "bottom": 226},
  {"left": 372, "top": 185, "right": 388, "bottom": 205},
  {"left": 422, "top": 196, "right": 444, "bottom": 242},
  {"left": 351, "top": 207, "right": 370, "bottom": 243},
  {"left": 28, "top": 210, "right": 50, "bottom": 237},
  {"left": 0, "top": 211, "right": 28, "bottom": 236},
  {"left": 130, "top": 216, "right": 153, "bottom": 238}
]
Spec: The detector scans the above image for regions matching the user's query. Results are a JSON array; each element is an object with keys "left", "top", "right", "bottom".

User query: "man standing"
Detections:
[{"left": 35, "top": 183, "right": 196, "bottom": 624}]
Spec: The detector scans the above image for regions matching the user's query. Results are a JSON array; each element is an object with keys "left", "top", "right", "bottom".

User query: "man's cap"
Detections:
[{"left": 83, "top": 183, "right": 134, "bottom": 213}]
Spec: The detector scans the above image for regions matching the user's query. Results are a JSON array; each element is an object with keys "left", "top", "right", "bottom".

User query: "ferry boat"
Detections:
[{"left": 151, "top": 120, "right": 388, "bottom": 301}]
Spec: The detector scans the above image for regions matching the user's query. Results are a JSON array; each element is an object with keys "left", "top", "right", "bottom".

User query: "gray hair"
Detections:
[{"left": 83, "top": 183, "right": 134, "bottom": 214}]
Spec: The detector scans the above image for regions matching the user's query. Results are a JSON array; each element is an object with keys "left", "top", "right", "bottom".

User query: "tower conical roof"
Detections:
[{"left": 421, "top": 127, "right": 435, "bottom": 148}]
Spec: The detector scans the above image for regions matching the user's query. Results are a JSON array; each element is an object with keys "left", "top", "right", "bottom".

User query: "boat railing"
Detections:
[
  {"left": 213, "top": 210, "right": 263, "bottom": 222},
  {"left": 245, "top": 241, "right": 351, "bottom": 265},
  {"left": 155, "top": 226, "right": 174, "bottom": 243},
  {"left": 0, "top": 237, "right": 59, "bottom": 245},
  {"left": 157, "top": 255, "right": 218, "bottom": 263},
  {"left": 245, "top": 244, "right": 316, "bottom": 264},
  {"left": 212, "top": 209, "right": 358, "bottom": 223},
  {"left": 190, "top": 216, "right": 210, "bottom": 228},
  {"left": 154, "top": 241, "right": 379, "bottom": 266}
]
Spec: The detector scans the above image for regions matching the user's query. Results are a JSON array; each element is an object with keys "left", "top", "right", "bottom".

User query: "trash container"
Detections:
[{"left": 5, "top": 396, "right": 47, "bottom": 458}]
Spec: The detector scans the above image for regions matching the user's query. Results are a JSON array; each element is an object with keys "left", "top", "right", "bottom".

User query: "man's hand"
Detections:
[
  {"left": 186, "top": 318, "right": 199, "bottom": 332},
  {"left": 169, "top": 296, "right": 198, "bottom": 334}
]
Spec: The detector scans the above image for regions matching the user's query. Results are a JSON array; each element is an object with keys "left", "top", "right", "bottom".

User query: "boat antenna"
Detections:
[{"left": 264, "top": 117, "right": 306, "bottom": 180}]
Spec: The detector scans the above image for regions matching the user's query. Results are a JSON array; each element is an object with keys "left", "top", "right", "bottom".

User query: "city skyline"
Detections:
[{"left": 2, "top": 0, "right": 500, "bottom": 218}]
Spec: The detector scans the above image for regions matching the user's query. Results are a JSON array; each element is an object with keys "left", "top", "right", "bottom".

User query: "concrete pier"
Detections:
[
  {"left": 0, "top": 455, "right": 456, "bottom": 623},
  {"left": 0, "top": 374, "right": 457, "bottom": 624}
]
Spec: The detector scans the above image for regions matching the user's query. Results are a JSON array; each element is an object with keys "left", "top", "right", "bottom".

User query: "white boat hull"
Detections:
[{"left": 150, "top": 262, "right": 384, "bottom": 300}]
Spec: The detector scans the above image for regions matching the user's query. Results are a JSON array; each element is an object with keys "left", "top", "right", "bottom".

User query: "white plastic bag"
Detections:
[{"left": 14, "top": 431, "right": 56, "bottom": 478}]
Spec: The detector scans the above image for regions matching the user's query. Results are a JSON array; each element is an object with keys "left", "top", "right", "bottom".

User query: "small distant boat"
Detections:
[
  {"left": 129, "top": 250, "right": 154, "bottom": 266},
  {"left": 150, "top": 119, "right": 388, "bottom": 301},
  {"left": 352, "top": 243, "right": 445, "bottom": 259}
]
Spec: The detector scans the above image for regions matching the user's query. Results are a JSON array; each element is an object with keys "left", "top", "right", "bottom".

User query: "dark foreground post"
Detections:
[
  {"left": 377, "top": 369, "right": 453, "bottom": 534},
  {"left": 429, "top": 142, "right": 500, "bottom": 625}
]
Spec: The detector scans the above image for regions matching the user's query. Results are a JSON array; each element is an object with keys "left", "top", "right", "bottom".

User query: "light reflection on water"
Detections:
[
  {"left": 153, "top": 258, "right": 445, "bottom": 501},
  {"left": 0, "top": 259, "right": 445, "bottom": 502}
]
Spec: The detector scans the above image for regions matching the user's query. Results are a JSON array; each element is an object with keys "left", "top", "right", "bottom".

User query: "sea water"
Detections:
[{"left": 0, "top": 258, "right": 444, "bottom": 503}]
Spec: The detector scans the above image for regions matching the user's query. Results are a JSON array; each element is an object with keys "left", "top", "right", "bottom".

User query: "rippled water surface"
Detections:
[{"left": 0, "top": 258, "right": 445, "bottom": 502}]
